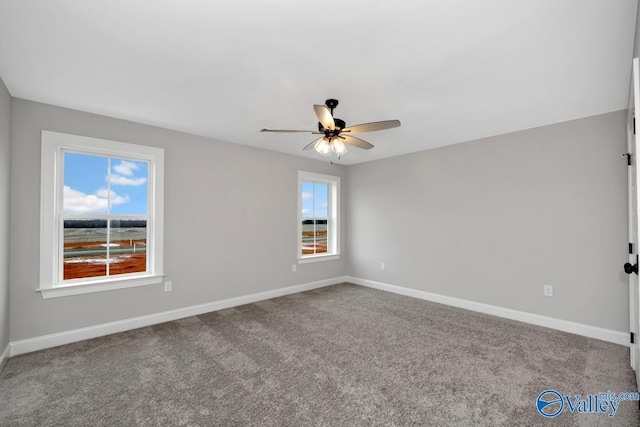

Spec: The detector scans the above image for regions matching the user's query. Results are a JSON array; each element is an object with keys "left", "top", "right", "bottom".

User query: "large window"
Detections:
[
  {"left": 40, "top": 131, "right": 164, "bottom": 298},
  {"left": 298, "top": 171, "right": 340, "bottom": 263}
]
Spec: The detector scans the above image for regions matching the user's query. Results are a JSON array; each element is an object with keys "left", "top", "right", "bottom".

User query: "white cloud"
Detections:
[
  {"left": 302, "top": 191, "right": 312, "bottom": 200},
  {"left": 113, "top": 160, "right": 139, "bottom": 177},
  {"left": 64, "top": 186, "right": 129, "bottom": 214},
  {"left": 109, "top": 174, "right": 147, "bottom": 186},
  {"left": 95, "top": 188, "right": 130, "bottom": 205},
  {"left": 108, "top": 160, "right": 147, "bottom": 186}
]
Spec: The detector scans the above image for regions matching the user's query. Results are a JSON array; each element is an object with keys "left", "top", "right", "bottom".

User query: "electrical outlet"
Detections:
[
  {"left": 543, "top": 285, "right": 553, "bottom": 297},
  {"left": 381, "top": 262, "right": 386, "bottom": 271},
  {"left": 164, "top": 281, "right": 172, "bottom": 292},
  {"left": 292, "top": 264, "right": 297, "bottom": 273}
]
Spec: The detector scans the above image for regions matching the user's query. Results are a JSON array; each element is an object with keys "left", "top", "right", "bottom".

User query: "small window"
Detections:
[
  {"left": 40, "top": 131, "right": 164, "bottom": 298},
  {"left": 298, "top": 171, "right": 340, "bottom": 263}
]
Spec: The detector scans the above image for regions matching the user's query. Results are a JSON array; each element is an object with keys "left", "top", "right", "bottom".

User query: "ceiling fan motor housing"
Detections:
[{"left": 318, "top": 118, "right": 346, "bottom": 133}]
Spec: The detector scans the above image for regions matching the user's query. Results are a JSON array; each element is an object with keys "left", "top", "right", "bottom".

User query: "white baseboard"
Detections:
[
  {"left": 10, "top": 276, "right": 347, "bottom": 357},
  {"left": 346, "top": 276, "right": 629, "bottom": 347},
  {"left": 11, "top": 276, "right": 625, "bottom": 357},
  {"left": 0, "top": 343, "right": 9, "bottom": 373}
]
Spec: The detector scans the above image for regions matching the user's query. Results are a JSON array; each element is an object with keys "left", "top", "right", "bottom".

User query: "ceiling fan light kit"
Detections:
[
  {"left": 261, "top": 99, "right": 400, "bottom": 159},
  {"left": 331, "top": 138, "right": 347, "bottom": 155},
  {"left": 313, "top": 135, "right": 347, "bottom": 157},
  {"left": 313, "top": 138, "right": 332, "bottom": 156}
]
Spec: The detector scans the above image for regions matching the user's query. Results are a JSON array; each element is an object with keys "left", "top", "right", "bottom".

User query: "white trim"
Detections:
[
  {"left": 0, "top": 344, "right": 9, "bottom": 373},
  {"left": 346, "top": 276, "right": 629, "bottom": 347},
  {"left": 297, "top": 254, "right": 341, "bottom": 264},
  {"left": 13, "top": 276, "right": 625, "bottom": 357},
  {"left": 37, "top": 274, "right": 164, "bottom": 299},
  {"left": 10, "top": 276, "right": 347, "bottom": 357}
]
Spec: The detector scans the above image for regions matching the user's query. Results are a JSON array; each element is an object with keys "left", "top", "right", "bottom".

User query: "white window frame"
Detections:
[
  {"left": 39, "top": 131, "right": 164, "bottom": 298},
  {"left": 297, "top": 171, "right": 340, "bottom": 263}
]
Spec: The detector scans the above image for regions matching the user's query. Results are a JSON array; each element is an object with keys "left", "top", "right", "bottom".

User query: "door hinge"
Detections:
[
  {"left": 624, "top": 153, "right": 632, "bottom": 165},
  {"left": 634, "top": 117, "right": 636, "bottom": 135},
  {"left": 630, "top": 243, "right": 634, "bottom": 254},
  {"left": 631, "top": 332, "right": 635, "bottom": 344}
]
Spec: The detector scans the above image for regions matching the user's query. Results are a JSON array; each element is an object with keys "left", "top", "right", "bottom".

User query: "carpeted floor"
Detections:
[{"left": 1, "top": 283, "right": 639, "bottom": 426}]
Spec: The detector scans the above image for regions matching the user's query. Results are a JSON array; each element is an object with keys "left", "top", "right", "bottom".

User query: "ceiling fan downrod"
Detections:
[{"left": 318, "top": 99, "right": 345, "bottom": 134}]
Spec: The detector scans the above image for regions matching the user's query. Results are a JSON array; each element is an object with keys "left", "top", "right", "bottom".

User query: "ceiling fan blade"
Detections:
[
  {"left": 314, "top": 105, "right": 335, "bottom": 130},
  {"left": 303, "top": 137, "right": 323, "bottom": 151},
  {"left": 261, "top": 128, "right": 318, "bottom": 133},
  {"left": 340, "top": 134, "right": 374, "bottom": 150},
  {"left": 342, "top": 120, "right": 401, "bottom": 134}
]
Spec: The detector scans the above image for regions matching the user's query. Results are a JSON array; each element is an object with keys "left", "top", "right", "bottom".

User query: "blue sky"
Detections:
[
  {"left": 63, "top": 152, "right": 148, "bottom": 215},
  {"left": 301, "top": 181, "right": 328, "bottom": 218}
]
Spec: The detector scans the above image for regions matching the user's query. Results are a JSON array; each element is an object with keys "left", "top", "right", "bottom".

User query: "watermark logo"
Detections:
[
  {"left": 536, "top": 389, "right": 640, "bottom": 418},
  {"left": 537, "top": 390, "right": 564, "bottom": 418}
]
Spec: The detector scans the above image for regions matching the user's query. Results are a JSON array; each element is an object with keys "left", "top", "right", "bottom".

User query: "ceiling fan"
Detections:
[{"left": 261, "top": 99, "right": 401, "bottom": 157}]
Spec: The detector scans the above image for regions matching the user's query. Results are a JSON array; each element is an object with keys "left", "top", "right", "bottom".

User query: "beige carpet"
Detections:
[{"left": 0, "top": 283, "right": 638, "bottom": 426}]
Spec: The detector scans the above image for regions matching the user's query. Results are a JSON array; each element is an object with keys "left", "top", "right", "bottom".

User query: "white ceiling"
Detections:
[{"left": 0, "top": 0, "right": 637, "bottom": 165}]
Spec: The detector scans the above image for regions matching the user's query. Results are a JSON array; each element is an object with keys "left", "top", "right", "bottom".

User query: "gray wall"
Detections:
[
  {"left": 347, "top": 111, "right": 629, "bottom": 332},
  {"left": 5, "top": 98, "right": 631, "bottom": 340},
  {"left": 634, "top": 0, "right": 640, "bottom": 58},
  {"left": 0, "top": 77, "right": 10, "bottom": 353},
  {"left": 9, "top": 99, "right": 347, "bottom": 341}
]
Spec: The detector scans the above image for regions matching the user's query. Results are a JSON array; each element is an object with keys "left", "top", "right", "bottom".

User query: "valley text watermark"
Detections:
[{"left": 536, "top": 389, "right": 640, "bottom": 418}]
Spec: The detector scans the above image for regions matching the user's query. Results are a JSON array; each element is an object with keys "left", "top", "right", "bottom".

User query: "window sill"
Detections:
[
  {"left": 37, "top": 274, "right": 164, "bottom": 299},
  {"left": 297, "top": 253, "right": 341, "bottom": 264}
]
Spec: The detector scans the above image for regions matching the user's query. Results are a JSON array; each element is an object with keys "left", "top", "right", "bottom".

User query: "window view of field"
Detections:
[
  {"left": 301, "top": 219, "right": 328, "bottom": 255},
  {"left": 61, "top": 152, "right": 150, "bottom": 281},
  {"left": 63, "top": 219, "right": 147, "bottom": 280},
  {"left": 301, "top": 180, "right": 329, "bottom": 256}
]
